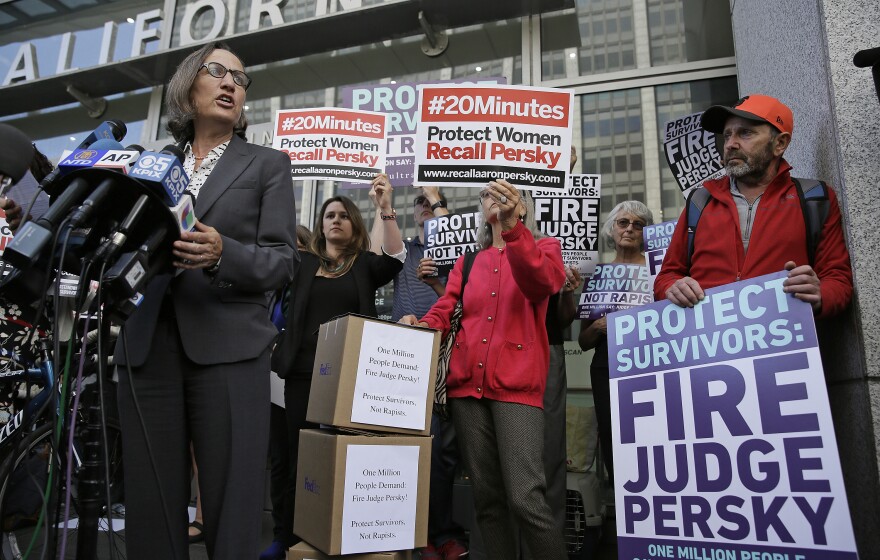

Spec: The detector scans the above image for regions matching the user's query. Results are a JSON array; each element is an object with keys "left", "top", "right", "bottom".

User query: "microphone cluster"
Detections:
[{"left": 0, "top": 120, "right": 196, "bottom": 321}]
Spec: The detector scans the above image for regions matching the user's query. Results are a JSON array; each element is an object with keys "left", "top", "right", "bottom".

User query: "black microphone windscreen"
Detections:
[
  {"left": 108, "top": 120, "right": 128, "bottom": 141},
  {"left": 854, "top": 47, "right": 880, "bottom": 68},
  {"left": 161, "top": 144, "right": 186, "bottom": 160},
  {"left": 0, "top": 124, "right": 35, "bottom": 183},
  {"left": 126, "top": 144, "right": 146, "bottom": 153}
]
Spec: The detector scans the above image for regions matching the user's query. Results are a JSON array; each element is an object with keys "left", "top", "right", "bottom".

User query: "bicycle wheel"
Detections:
[
  {"left": 0, "top": 422, "right": 127, "bottom": 560},
  {"left": 0, "top": 423, "right": 54, "bottom": 560}
]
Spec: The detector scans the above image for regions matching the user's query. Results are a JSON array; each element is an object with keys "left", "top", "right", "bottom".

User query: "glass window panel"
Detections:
[
  {"left": 577, "top": 89, "right": 646, "bottom": 263},
  {"left": 648, "top": 0, "right": 734, "bottom": 66},
  {"left": 540, "top": 0, "right": 637, "bottom": 80}
]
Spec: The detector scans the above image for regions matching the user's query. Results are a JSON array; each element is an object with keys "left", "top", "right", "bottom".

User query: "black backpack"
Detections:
[{"left": 685, "top": 178, "right": 831, "bottom": 270}]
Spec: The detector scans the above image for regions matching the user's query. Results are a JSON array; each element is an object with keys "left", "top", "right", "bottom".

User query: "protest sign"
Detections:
[
  {"left": 607, "top": 272, "right": 858, "bottom": 560},
  {"left": 644, "top": 219, "right": 678, "bottom": 282},
  {"left": 414, "top": 84, "right": 574, "bottom": 190},
  {"left": 576, "top": 263, "right": 652, "bottom": 320},
  {"left": 423, "top": 211, "right": 482, "bottom": 276},
  {"left": 534, "top": 174, "right": 600, "bottom": 276},
  {"left": 663, "top": 111, "right": 724, "bottom": 199},
  {"left": 342, "top": 78, "right": 504, "bottom": 187},
  {"left": 272, "top": 108, "right": 387, "bottom": 183}
]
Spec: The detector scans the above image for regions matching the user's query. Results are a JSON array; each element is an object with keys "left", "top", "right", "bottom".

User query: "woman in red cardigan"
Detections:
[{"left": 400, "top": 179, "right": 567, "bottom": 560}]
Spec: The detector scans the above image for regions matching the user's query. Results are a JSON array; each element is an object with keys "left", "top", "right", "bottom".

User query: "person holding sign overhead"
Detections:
[
  {"left": 400, "top": 179, "right": 567, "bottom": 560},
  {"left": 578, "top": 200, "right": 654, "bottom": 484},
  {"left": 266, "top": 175, "right": 404, "bottom": 559}
]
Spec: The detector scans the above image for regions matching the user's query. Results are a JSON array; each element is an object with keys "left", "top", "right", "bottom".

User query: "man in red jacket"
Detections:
[{"left": 654, "top": 94, "right": 852, "bottom": 317}]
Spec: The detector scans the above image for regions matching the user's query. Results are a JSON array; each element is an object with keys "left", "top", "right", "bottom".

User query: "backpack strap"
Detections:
[
  {"left": 685, "top": 187, "right": 712, "bottom": 273},
  {"left": 792, "top": 178, "right": 830, "bottom": 267}
]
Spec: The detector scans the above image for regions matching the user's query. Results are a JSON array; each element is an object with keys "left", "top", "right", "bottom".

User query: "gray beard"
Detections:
[{"left": 726, "top": 161, "right": 754, "bottom": 178}]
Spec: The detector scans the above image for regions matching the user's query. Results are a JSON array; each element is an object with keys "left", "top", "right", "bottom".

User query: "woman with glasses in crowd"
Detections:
[
  {"left": 114, "top": 42, "right": 298, "bottom": 560},
  {"left": 578, "top": 200, "right": 653, "bottom": 484},
  {"left": 265, "top": 178, "right": 404, "bottom": 559},
  {"left": 400, "top": 179, "right": 567, "bottom": 560}
]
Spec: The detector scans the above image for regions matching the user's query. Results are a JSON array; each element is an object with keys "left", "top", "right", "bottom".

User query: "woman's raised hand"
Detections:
[
  {"left": 369, "top": 173, "right": 393, "bottom": 212},
  {"left": 487, "top": 178, "right": 522, "bottom": 231}
]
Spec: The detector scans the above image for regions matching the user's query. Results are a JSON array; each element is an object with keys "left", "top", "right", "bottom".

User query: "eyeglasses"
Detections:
[
  {"left": 414, "top": 196, "right": 428, "bottom": 206},
  {"left": 615, "top": 219, "right": 646, "bottom": 230},
  {"left": 199, "top": 62, "right": 252, "bottom": 90}
]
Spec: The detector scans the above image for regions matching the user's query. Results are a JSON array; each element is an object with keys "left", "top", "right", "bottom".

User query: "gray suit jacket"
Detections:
[{"left": 115, "top": 135, "right": 298, "bottom": 366}]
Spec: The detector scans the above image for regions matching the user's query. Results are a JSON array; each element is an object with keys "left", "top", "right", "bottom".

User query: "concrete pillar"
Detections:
[{"left": 730, "top": 0, "right": 880, "bottom": 555}]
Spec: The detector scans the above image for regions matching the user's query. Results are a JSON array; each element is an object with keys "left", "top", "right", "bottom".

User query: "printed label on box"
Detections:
[
  {"left": 351, "top": 322, "right": 434, "bottom": 430},
  {"left": 341, "top": 445, "right": 420, "bottom": 554}
]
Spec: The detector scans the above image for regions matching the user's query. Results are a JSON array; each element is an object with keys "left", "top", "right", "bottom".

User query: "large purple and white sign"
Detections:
[{"left": 607, "top": 272, "right": 857, "bottom": 560}]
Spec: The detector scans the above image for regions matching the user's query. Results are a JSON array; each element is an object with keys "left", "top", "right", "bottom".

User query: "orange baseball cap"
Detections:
[{"left": 700, "top": 94, "right": 794, "bottom": 135}]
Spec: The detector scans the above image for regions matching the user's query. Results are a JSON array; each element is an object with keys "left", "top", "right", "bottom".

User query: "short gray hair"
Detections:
[
  {"left": 165, "top": 42, "right": 248, "bottom": 143},
  {"left": 602, "top": 200, "right": 654, "bottom": 248},
  {"left": 477, "top": 190, "right": 544, "bottom": 250}
]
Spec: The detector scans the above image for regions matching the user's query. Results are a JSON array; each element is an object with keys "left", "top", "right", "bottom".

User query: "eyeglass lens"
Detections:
[
  {"left": 203, "top": 62, "right": 251, "bottom": 89},
  {"left": 616, "top": 219, "right": 645, "bottom": 230}
]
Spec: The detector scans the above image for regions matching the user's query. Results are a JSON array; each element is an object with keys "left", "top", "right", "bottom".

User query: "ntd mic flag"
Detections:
[{"left": 414, "top": 84, "right": 574, "bottom": 190}]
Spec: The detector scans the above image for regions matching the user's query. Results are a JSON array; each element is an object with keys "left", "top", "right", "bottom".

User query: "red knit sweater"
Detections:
[{"left": 421, "top": 222, "right": 566, "bottom": 408}]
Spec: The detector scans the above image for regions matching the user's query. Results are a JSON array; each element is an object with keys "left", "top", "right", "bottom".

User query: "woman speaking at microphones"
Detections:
[{"left": 113, "top": 42, "right": 298, "bottom": 560}]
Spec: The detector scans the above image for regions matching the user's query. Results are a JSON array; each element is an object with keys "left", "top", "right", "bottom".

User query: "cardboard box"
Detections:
[
  {"left": 293, "top": 429, "right": 430, "bottom": 556},
  {"left": 288, "top": 541, "right": 413, "bottom": 560},
  {"left": 308, "top": 314, "right": 439, "bottom": 436}
]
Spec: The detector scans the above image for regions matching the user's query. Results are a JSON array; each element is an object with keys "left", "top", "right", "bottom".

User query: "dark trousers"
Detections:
[
  {"left": 428, "top": 413, "right": 466, "bottom": 544},
  {"left": 590, "top": 363, "right": 614, "bottom": 483},
  {"left": 116, "top": 315, "right": 270, "bottom": 560},
  {"left": 267, "top": 403, "right": 291, "bottom": 544},
  {"left": 451, "top": 397, "right": 567, "bottom": 560},
  {"left": 543, "top": 344, "right": 568, "bottom": 538},
  {"left": 267, "top": 375, "right": 317, "bottom": 546}
]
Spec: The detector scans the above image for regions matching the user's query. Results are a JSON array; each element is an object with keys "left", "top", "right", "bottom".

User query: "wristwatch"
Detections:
[{"left": 430, "top": 200, "right": 447, "bottom": 211}]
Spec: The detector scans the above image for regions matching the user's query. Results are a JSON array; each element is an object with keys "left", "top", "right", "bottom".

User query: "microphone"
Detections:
[
  {"left": 92, "top": 143, "right": 143, "bottom": 174},
  {"left": 73, "top": 120, "right": 127, "bottom": 151},
  {"left": 93, "top": 192, "right": 194, "bottom": 266},
  {"left": 67, "top": 145, "right": 144, "bottom": 229},
  {"left": 103, "top": 226, "right": 170, "bottom": 303},
  {"left": 129, "top": 145, "right": 189, "bottom": 205},
  {"left": 37, "top": 121, "right": 126, "bottom": 191},
  {"left": 0, "top": 124, "right": 34, "bottom": 187},
  {"left": 55, "top": 138, "right": 126, "bottom": 174},
  {"left": 3, "top": 175, "right": 95, "bottom": 269},
  {"left": 67, "top": 177, "right": 118, "bottom": 229}
]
